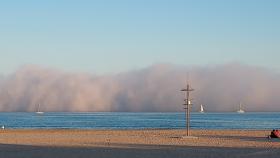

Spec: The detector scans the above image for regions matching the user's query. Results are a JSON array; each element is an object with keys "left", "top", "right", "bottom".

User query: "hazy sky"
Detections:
[
  {"left": 0, "top": 0, "right": 279, "bottom": 74},
  {"left": 1, "top": 63, "right": 280, "bottom": 112}
]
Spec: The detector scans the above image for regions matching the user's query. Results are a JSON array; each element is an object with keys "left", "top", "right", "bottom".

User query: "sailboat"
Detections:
[
  {"left": 36, "top": 103, "right": 44, "bottom": 114},
  {"left": 199, "top": 104, "right": 205, "bottom": 113},
  {"left": 237, "top": 103, "right": 245, "bottom": 113}
]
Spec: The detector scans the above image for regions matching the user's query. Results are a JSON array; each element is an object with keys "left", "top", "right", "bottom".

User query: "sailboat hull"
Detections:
[
  {"left": 237, "top": 103, "right": 245, "bottom": 113},
  {"left": 199, "top": 105, "right": 205, "bottom": 113}
]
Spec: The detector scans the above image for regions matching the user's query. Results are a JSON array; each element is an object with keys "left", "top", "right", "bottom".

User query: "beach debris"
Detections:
[{"left": 106, "top": 137, "right": 111, "bottom": 146}]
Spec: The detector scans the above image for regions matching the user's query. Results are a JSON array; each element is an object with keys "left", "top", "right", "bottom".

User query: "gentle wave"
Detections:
[{"left": 0, "top": 112, "right": 279, "bottom": 129}]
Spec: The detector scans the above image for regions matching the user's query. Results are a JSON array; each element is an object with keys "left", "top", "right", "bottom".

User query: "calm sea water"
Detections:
[{"left": 0, "top": 112, "right": 279, "bottom": 130}]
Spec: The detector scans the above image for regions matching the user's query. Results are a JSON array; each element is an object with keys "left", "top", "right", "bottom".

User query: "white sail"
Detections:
[
  {"left": 237, "top": 103, "right": 245, "bottom": 113},
  {"left": 199, "top": 104, "right": 204, "bottom": 113},
  {"left": 36, "top": 103, "right": 44, "bottom": 114}
]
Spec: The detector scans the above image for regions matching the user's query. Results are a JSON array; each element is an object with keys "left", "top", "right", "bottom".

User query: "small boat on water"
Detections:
[
  {"left": 199, "top": 104, "right": 205, "bottom": 113},
  {"left": 237, "top": 103, "right": 245, "bottom": 113},
  {"left": 36, "top": 103, "right": 44, "bottom": 114}
]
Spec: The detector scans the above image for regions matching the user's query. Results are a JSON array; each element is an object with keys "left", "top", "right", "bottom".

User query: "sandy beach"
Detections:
[{"left": 0, "top": 129, "right": 279, "bottom": 158}]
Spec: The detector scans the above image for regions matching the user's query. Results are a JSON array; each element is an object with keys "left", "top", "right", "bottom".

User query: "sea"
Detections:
[{"left": 0, "top": 112, "right": 279, "bottom": 130}]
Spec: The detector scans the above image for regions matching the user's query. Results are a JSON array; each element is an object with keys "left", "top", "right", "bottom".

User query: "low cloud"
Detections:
[{"left": 0, "top": 63, "right": 279, "bottom": 112}]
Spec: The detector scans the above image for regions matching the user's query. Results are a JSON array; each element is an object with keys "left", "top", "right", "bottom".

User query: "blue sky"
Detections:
[{"left": 0, "top": 0, "right": 279, "bottom": 74}]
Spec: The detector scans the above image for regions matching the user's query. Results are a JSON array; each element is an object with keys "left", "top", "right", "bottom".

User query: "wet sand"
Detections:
[{"left": 0, "top": 129, "right": 279, "bottom": 158}]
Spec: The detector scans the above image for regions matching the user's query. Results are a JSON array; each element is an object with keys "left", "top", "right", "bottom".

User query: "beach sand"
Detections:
[{"left": 0, "top": 129, "right": 279, "bottom": 158}]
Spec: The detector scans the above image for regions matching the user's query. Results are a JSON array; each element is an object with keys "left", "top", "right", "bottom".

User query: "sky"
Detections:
[{"left": 0, "top": 0, "right": 279, "bottom": 74}]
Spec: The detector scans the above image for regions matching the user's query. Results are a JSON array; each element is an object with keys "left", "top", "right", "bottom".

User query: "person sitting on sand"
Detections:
[{"left": 268, "top": 129, "right": 280, "bottom": 138}]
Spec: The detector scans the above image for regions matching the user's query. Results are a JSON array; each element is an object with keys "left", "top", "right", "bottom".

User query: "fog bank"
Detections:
[{"left": 0, "top": 63, "right": 279, "bottom": 112}]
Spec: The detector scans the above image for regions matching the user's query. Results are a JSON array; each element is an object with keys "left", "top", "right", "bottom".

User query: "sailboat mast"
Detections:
[{"left": 37, "top": 103, "right": 41, "bottom": 112}]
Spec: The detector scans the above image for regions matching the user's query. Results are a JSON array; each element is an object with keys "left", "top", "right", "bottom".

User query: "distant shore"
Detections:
[{"left": 0, "top": 129, "right": 279, "bottom": 158}]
